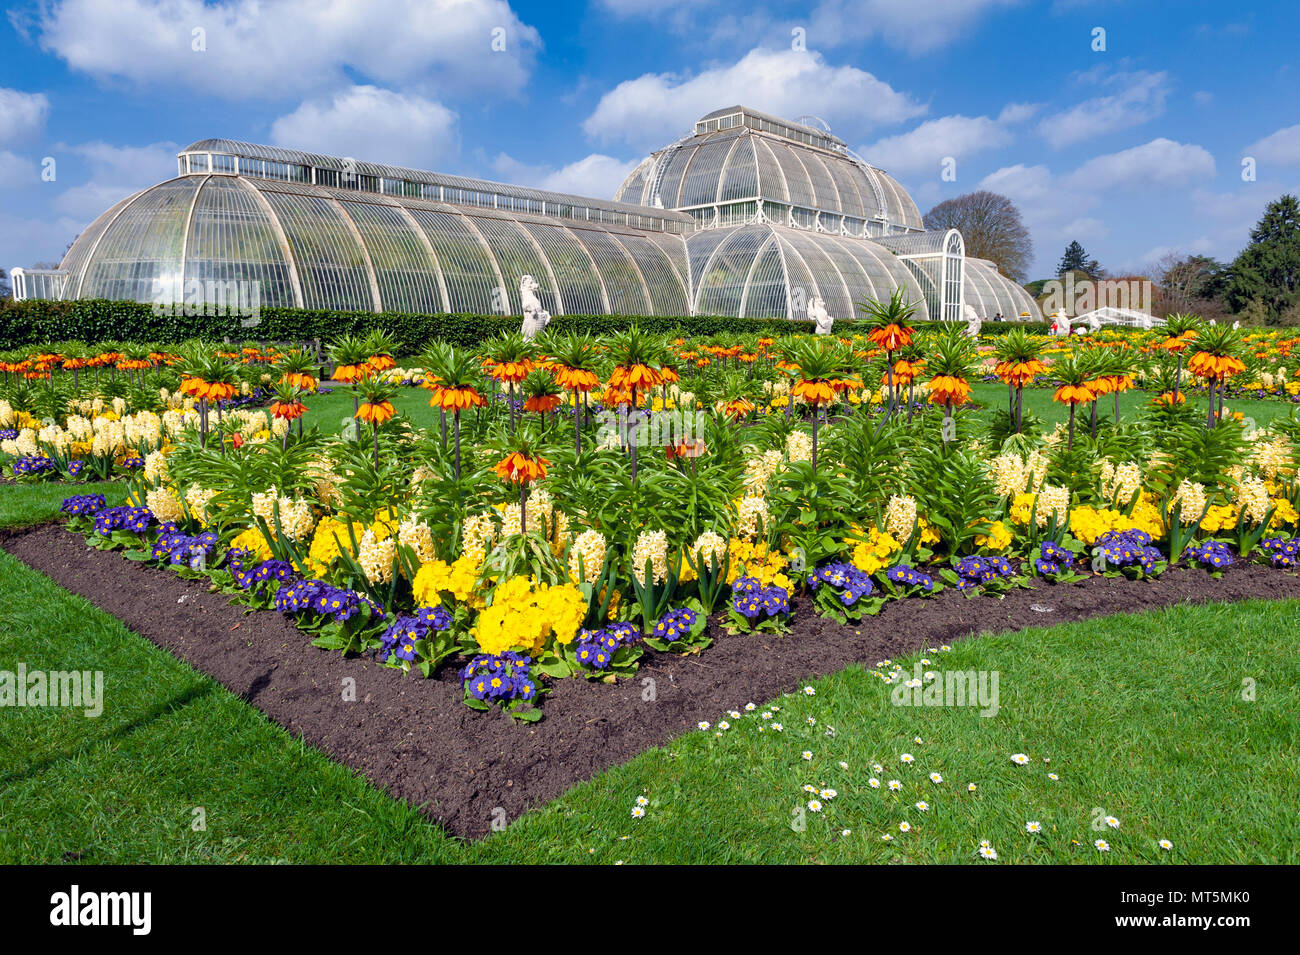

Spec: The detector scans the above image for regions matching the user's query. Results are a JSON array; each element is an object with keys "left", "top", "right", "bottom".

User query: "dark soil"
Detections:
[{"left": 5, "top": 521, "right": 1298, "bottom": 840}]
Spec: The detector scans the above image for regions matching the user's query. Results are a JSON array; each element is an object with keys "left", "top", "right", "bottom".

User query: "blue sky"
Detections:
[{"left": 1, "top": 0, "right": 1297, "bottom": 279}]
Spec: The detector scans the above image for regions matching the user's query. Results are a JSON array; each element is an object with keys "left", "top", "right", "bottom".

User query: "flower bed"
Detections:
[{"left": 4, "top": 316, "right": 1300, "bottom": 729}]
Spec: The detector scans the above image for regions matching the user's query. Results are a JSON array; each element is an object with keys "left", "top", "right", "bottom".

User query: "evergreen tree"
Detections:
[
  {"left": 1057, "top": 241, "right": 1101, "bottom": 277},
  {"left": 1226, "top": 195, "right": 1300, "bottom": 323}
]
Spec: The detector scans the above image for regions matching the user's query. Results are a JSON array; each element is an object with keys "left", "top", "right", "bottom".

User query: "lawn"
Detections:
[
  {"left": 1, "top": 481, "right": 1296, "bottom": 864},
  {"left": 296, "top": 378, "right": 1300, "bottom": 441}
]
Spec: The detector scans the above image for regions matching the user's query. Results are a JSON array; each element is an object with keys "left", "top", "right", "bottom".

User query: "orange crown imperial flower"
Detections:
[
  {"left": 495, "top": 451, "right": 549, "bottom": 484},
  {"left": 927, "top": 375, "right": 972, "bottom": 406},
  {"left": 270, "top": 400, "right": 306, "bottom": 420},
  {"left": 608, "top": 364, "right": 663, "bottom": 391},
  {"left": 428, "top": 385, "right": 486, "bottom": 411},
  {"left": 490, "top": 359, "right": 534, "bottom": 384},
  {"left": 356, "top": 400, "right": 396, "bottom": 424},
  {"left": 792, "top": 379, "right": 837, "bottom": 405},
  {"left": 554, "top": 366, "right": 600, "bottom": 391},
  {"left": 334, "top": 363, "right": 370, "bottom": 383},
  {"left": 1053, "top": 383, "right": 1095, "bottom": 405},
  {"left": 867, "top": 323, "right": 913, "bottom": 352},
  {"left": 1187, "top": 352, "right": 1246, "bottom": 380},
  {"left": 523, "top": 394, "right": 563, "bottom": 414}
]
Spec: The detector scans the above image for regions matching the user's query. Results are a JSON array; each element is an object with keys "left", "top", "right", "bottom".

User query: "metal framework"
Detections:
[{"left": 25, "top": 106, "right": 1038, "bottom": 324}]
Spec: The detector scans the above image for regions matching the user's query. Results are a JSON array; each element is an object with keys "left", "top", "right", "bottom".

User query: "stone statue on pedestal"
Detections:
[{"left": 519, "top": 275, "right": 551, "bottom": 339}]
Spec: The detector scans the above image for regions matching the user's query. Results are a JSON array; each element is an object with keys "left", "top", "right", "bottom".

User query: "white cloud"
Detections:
[
  {"left": 494, "top": 152, "right": 640, "bottom": 198},
  {"left": 51, "top": 140, "right": 180, "bottom": 219},
  {"left": 0, "top": 88, "right": 50, "bottom": 144},
  {"left": 583, "top": 48, "right": 925, "bottom": 151},
  {"left": 1038, "top": 70, "right": 1170, "bottom": 149},
  {"left": 30, "top": 0, "right": 541, "bottom": 99},
  {"left": 1067, "top": 138, "right": 1215, "bottom": 190},
  {"left": 1245, "top": 124, "right": 1300, "bottom": 166},
  {"left": 863, "top": 103, "right": 1037, "bottom": 174},
  {"left": 806, "top": 0, "right": 1024, "bottom": 55},
  {"left": 270, "top": 86, "right": 457, "bottom": 169},
  {"left": 0, "top": 150, "right": 39, "bottom": 187}
]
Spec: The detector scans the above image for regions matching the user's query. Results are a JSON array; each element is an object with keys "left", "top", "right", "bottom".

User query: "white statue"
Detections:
[
  {"left": 1087, "top": 312, "right": 1103, "bottom": 333},
  {"left": 963, "top": 304, "right": 982, "bottom": 338},
  {"left": 1050, "top": 309, "right": 1071, "bottom": 337},
  {"left": 519, "top": 274, "right": 551, "bottom": 339},
  {"left": 808, "top": 296, "right": 833, "bottom": 335}
]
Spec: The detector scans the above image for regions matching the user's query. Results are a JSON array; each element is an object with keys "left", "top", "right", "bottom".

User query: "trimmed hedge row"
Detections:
[{"left": 0, "top": 298, "right": 1051, "bottom": 353}]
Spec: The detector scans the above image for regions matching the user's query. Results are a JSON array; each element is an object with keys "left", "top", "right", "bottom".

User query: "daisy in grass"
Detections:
[
  {"left": 631, "top": 807, "right": 645, "bottom": 819},
  {"left": 808, "top": 800, "right": 823, "bottom": 813},
  {"left": 802, "top": 751, "right": 814, "bottom": 761},
  {"left": 820, "top": 789, "right": 837, "bottom": 800},
  {"left": 929, "top": 773, "right": 943, "bottom": 784},
  {"left": 1105, "top": 816, "right": 1121, "bottom": 829},
  {"left": 635, "top": 796, "right": 648, "bottom": 807},
  {"left": 968, "top": 783, "right": 978, "bottom": 792},
  {"left": 1011, "top": 753, "right": 1030, "bottom": 765},
  {"left": 1094, "top": 839, "right": 1111, "bottom": 852},
  {"left": 899, "top": 821, "right": 912, "bottom": 833},
  {"left": 900, "top": 753, "right": 915, "bottom": 764},
  {"left": 1048, "top": 773, "right": 1059, "bottom": 781},
  {"left": 888, "top": 780, "right": 903, "bottom": 791},
  {"left": 915, "top": 801, "right": 930, "bottom": 812},
  {"left": 1159, "top": 839, "right": 1174, "bottom": 851},
  {"left": 839, "top": 761, "right": 849, "bottom": 770},
  {"left": 978, "top": 845, "right": 998, "bottom": 860},
  {"left": 718, "top": 721, "right": 730, "bottom": 731},
  {"left": 803, "top": 686, "right": 816, "bottom": 696},
  {"left": 1026, "top": 821, "right": 1043, "bottom": 834},
  {"left": 697, "top": 721, "right": 710, "bottom": 731},
  {"left": 868, "top": 778, "right": 881, "bottom": 789}
]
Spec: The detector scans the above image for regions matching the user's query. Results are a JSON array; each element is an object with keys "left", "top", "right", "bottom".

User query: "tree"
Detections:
[
  {"left": 1151, "top": 252, "right": 1228, "bottom": 316},
  {"left": 922, "top": 190, "right": 1032, "bottom": 282},
  {"left": 0, "top": 269, "right": 9, "bottom": 301},
  {"left": 1225, "top": 194, "right": 1300, "bottom": 324},
  {"left": 1057, "top": 240, "right": 1102, "bottom": 278}
]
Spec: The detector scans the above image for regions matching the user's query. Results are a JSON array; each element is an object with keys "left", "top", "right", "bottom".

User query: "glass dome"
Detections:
[{"left": 615, "top": 106, "right": 924, "bottom": 234}]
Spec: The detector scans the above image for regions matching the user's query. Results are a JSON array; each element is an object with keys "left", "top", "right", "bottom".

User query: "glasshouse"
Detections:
[{"left": 18, "top": 106, "right": 1037, "bottom": 322}]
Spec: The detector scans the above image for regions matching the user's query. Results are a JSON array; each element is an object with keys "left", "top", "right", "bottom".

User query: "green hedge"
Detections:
[{"left": 0, "top": 298, "right": 1050, "bottom": 353}]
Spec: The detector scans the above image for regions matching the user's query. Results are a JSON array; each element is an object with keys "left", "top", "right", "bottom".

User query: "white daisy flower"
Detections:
[
  {"left": 718, "top": 721, "right": 730, "bottom": 730},
  {"left": 868, "top": 778, "right": 881, "bottom": 789},
  {"left": 913, "top": 737, "right": 924, "bottom": 744},
  {"left": 801, "top": 751, "right": 813, "bottom": 761},
  {"left": 771, "top": 723, "right": 783, "bottom": 731},
  {"left": 978, "top": 846, "right": 998, "bottom": 860},
  {"left": 898, "top": 821, "right": 912, "bottom": 833},
  {"left": 881, "top": 834, "right": 893, "bottom": 842},
  {"left": 728, "top": 710, "right": 741, "bottom": 719},
  {"left": 904, "top": 678, "right": 922, "bottom": 689},
  {"left": 807, "top": 717, "right": 816, "bottom": 726},
  {"left": 900, "top": 753, "right": 915, "bottom": 764},
  {"left": 888, "top": 779, "right": 902, "bottom": 791},
  {"left": 1025, "top": 821, "right": 1043, "bottom": 833},
  {"left": 808, "top": 800, "right": 823, "bottom": 813},
  {"left": 1158, "top": 839, "right": 1173, "bottom": 851},
  {"left": 872, "top": 763, "right": 884, "bottom": 774},
  {"left": 697, "top": 721, "right": 711, "bottom": 731},
  {"left": 929, "top": 772, "right": 943, "bottom": 784},
  {"left": 1010, "top": 753, "right": 1030, "bottom": 765},
  {"left": 635, "top": 796, "right": 649, "bottom": 806},
  {"left": 803, "top": 686, "right": 816, "bottom": 696},
  {"left": 803, "top": 784, "right": 817, "bottom": 793},
  {"left": 820, "top": 788, "right": 837, "bottom": 800},
  {"left": 1105, "top": 816, "right": 1120, "bottom": 829},
  {"left": 761, "top": 711, "right": 772, "bottom": 720},
  {"left": 967, "top": 783, "right": 978, "bottom": 792},
  {"left": 839, "top": 761, "right": 849, "bottom": 770},
  {"left": 1047, "top": 773, "right": 1059, "bottom": 781},
  {"left": 915, "top": 801, "right": 929, "bottom": 812},
  {"left": 1094, "top": 839, "right": 1110, "bottom": 852},
  {"left": 631, "top": 807, "right": 645, "bottom": 818},
  {"left": 744, "top": 703, "right": 756, "bottom": 711}
]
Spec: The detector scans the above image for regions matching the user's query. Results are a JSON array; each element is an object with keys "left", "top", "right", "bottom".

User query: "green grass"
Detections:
[
  {"left": 0, "top": 480, "right": 126, "bottom": 529},
  {"left": 2, "top": 546, "right": 1295, "bottom": 863},
  {"left": 295, "top": 379, "right": 1300, "bottom": 441},
  {"left": 1, "top": 481, "right": 1296, "bottom": 863}
]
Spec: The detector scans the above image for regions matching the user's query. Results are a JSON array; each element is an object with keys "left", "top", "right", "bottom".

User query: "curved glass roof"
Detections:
[
  {"left": 43, "top": 108, "right": 1035, "bottom": 325},
  {"left": 684, "top": 223, "right": 931, "bottom": 320},
  {"left": 63, "top": 175, "right": 692, "bottom": 316},
  {"left": 615, "top": 107, "right": 923, "bottom": 233},
  {"left": 963, "top": 257, "right": 1039, "bottom": 320}
]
